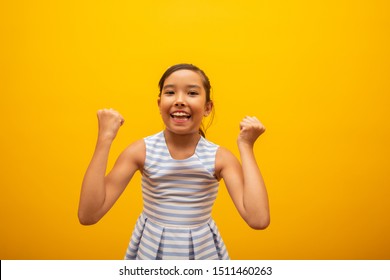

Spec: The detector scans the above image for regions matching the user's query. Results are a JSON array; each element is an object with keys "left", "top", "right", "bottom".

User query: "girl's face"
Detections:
[{"left": 158, "top": 69, "right": 212, "bottom": 136}]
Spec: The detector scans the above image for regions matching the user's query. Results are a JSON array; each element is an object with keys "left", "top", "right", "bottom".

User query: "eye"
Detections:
[
  {"left": 164, "top": 91, "right": 175, "bottom": 95},
  {"left": 188, "top": 91, "right": 199, "bottom": 96}
]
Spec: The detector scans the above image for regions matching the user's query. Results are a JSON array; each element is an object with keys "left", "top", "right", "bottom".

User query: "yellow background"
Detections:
[{"left": 1, "top": 0, "right": 389, "bottom": 259}]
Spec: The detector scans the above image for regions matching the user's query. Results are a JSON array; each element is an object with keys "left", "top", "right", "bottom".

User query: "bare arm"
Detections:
[
  {"left": 78, "top": 109, "right": 144, "bottom": 225},
  {"left": 216, "top": 116, "right": 270, "bottom": 229}
]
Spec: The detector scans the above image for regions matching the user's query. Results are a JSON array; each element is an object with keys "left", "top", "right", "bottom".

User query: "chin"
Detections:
[{"left": 165, "top": 126, "right": 199, "bottom": 136}]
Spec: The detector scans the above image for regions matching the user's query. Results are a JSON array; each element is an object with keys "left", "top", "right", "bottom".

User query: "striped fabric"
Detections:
[{"left": 125, "top": 131, "right": 229, "bottom": 260}]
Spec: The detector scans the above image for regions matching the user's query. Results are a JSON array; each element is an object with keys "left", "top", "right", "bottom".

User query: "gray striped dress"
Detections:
[{"left": 125, "top": 131, "right": 229, "bottom": 260}]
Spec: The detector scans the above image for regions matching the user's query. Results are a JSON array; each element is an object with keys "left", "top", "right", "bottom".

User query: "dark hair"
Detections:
[{"left": 158, "top": 63, "right": 214, "bottom": 137}]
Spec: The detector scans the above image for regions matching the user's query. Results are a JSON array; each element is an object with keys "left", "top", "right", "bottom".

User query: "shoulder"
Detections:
[
  {"left": 119, "top": 139, "right": 146, "bottom": 170},
  {"left": 216, "top": 146, "right": 238, "bottom": 164},
  {"left": 198, "top": 136, "right": 219, "bottom": 153},
  {"left": 215, "top": 146, "right": 240, "bottom": 180},
  {"left": 143, "top": 131, "right": 165, "bottom": 149}
]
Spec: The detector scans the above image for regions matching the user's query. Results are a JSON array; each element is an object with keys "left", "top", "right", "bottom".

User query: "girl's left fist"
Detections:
[{"left": 238, "top": 116, "right": 266, "bottom": 145}]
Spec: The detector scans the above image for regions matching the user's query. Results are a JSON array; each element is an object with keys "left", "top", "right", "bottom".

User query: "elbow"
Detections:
[
  {"left": 78, "top": 218, "right": 97, "bottom": 226},
  {"left": 78, "top": 211, "right": 99, "bottom": 226},
  {"left": 247, "top": 216, "right": 270, "bottom": 230}
]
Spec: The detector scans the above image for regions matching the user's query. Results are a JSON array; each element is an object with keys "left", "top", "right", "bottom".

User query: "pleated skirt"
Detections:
[{"left": 125, "top": 212, "right": 230, "bottom": 260}]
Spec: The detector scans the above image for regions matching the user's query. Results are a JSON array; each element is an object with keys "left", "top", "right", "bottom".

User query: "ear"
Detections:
[
  {"left": 157, "top": 98, "right": 161, "bottom": 114},
  {"left": 204, "top": 100, "right": 213, "bottom": 117}
]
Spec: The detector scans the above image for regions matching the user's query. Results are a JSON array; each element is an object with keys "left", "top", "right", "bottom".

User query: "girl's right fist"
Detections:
[{"left": 97, "top": 108, "right": 124, "bottom": 141}]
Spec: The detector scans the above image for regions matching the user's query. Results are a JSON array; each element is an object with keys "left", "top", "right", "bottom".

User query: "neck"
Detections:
[{"left": 163, "top": 129, "right": 201, "bottom": 147}]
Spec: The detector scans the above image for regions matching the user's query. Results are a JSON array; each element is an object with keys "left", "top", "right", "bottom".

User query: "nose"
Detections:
[{"left": 174, "top": 93, "right": 186, "bottom": 107}]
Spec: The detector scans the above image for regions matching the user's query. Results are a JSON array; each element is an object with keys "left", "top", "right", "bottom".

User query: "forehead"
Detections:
[{"left": 164, "top": 69, "right": 203, "bottom": 87}]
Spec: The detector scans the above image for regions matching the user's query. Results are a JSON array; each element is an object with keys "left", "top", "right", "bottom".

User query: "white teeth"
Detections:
[{"left": 171, "top": 112, "right": 190, "bottom": 117}]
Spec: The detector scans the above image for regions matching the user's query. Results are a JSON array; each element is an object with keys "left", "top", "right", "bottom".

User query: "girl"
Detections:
[{"left": 78, "top": 64, "right": 270, "bottom": 260}]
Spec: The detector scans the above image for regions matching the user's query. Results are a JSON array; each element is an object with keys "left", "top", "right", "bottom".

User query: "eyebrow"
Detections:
[{"left": 163, "top": 84, "right": 201, "bottom": 90}]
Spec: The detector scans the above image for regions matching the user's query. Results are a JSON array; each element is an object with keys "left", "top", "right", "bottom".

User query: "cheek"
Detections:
[{"left": 158, "top": 99, "right": 169, "bottom": 111}]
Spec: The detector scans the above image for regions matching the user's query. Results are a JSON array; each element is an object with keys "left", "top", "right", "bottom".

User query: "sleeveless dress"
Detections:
[{"left": 125, "top": 131, "right": 229, "bottom": 260}]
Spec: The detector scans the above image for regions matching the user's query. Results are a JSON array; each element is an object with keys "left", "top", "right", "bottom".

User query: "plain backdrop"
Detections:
[{"left": 1, "top": 0, "right": 389, "bottom": 259}]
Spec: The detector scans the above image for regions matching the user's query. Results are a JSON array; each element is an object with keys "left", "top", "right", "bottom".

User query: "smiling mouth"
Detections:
[{"left": 170, "top": 112, "right": 191, "bottom": 120}]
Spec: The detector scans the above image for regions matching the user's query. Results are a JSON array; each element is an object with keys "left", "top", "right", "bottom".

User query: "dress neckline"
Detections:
[{"left": 161, "top": 131, "right": 203, "bottom": 161}]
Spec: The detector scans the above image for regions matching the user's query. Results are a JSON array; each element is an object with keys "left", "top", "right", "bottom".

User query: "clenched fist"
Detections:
[
  {"left": 238, "top": 116, "right": 266, "bottom": 146},
  {"left": 97, "top": 108, "right": 125, "bottom": 141}
]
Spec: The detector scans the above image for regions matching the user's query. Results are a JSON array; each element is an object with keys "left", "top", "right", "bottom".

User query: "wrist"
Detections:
[
  {"left": 237, "top": 139, "right": 254, "bottom": 150},
  {"left": 96, "top": 134, "right": 115, "bottom": 147}
]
